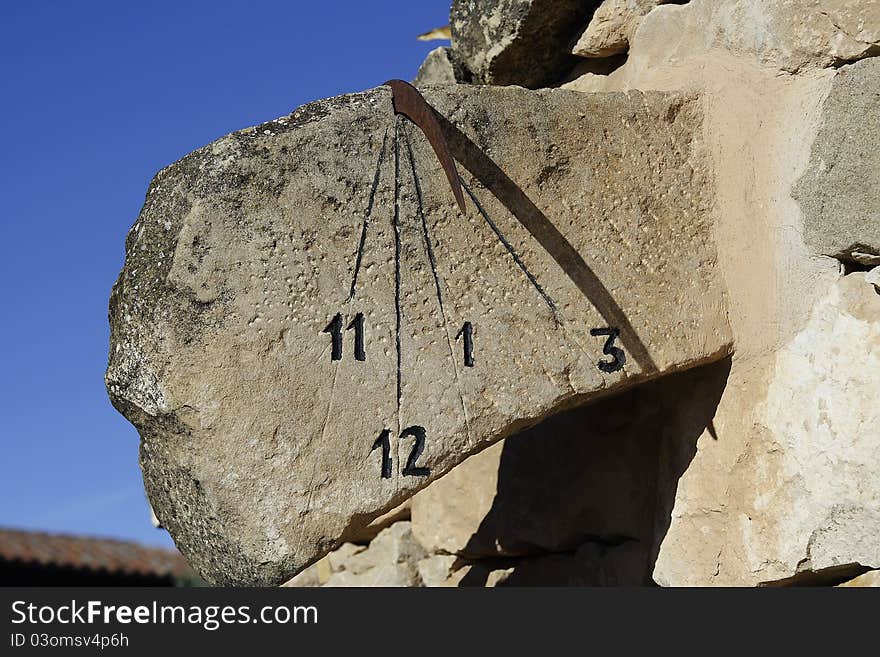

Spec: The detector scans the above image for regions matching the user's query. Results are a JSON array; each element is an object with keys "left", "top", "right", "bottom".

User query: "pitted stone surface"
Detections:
[
  {"left": 794, "top": 57, "right": 880, "bottom": 261},
  {"left": 106, "top": 84, "right": 731, "bottom": 585}
]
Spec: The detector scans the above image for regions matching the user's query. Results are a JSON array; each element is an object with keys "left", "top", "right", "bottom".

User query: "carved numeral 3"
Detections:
[{"left": 590, "top": 327, "right": 626, "bottom": 373}]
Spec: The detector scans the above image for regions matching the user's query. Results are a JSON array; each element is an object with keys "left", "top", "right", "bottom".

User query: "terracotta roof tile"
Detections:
[{"left": 0, "top": 528, "right": 192, "bottom": 578}]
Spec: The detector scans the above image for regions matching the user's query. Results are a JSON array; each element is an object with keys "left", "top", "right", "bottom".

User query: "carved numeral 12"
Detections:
[
  {"left": 323, "top": 312, "right": 366, "bottom": 362},
  {"left": 370, "top": 426, "right": 430, "bottom": 479}
]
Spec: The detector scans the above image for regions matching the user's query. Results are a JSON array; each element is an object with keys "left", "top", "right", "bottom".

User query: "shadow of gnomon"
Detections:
[
  {"left": 345, "top": 91, "right": 661, "bottom": 447},
  {"left": 433, "top": 113, "right": 659, "bottom": 375}
]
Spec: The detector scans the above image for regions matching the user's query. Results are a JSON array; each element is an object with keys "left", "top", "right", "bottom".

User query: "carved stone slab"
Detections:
[{"left": 106, "top": 84, "right": 731, "bottom": 585}]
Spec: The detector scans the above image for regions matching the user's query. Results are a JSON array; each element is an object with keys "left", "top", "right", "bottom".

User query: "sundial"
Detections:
[
  {"left": 323, "top": 81, "right": 635, "bottom": 483},
  {"left": 106, "top": 81, "right": 732, "bottom": 585}
]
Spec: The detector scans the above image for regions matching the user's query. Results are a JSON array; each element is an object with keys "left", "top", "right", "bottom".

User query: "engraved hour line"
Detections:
[
  {"left": 349, "top": 128, "right": 389, "bottom": 301},
  {"left": 461, "top": 179, "right": 601, "bottom": 370},
  {"left": 460, "top": 180, "right": 560, "bottom": 324},
  {"left": 316, "top": 130, "right": 387, "bottom": 492},
  {"left": 401, "top": 122, "right": 474, "bottom": 446},
  {"left": 392, "top": 118, "right": 403, "bottom": 433}
]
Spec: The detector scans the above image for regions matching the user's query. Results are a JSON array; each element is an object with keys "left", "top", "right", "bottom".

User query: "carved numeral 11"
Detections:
[{"left": 323, "top": 312, "right": 366, "bottom": 362}]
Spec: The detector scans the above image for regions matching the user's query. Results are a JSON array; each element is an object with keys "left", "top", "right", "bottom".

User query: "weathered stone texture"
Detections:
[
  {"left": 284, "top": 522, "right": 426, "bottom": 587},
  {"left": 450, "top": 0, "right": 601, "bottom": 87},
  {"left": 753, "top": 273, "right": 880, "bottom": 577},
  {"left": 567, "top": 0, "right": 880, "bottom": 79},
  {"left": 652, "top": 272, "right": 880, "bottom": 586},
  {"left": 794, "top": 57, "right": 880, "bottom": 261},
  {"left": 414, "top": 47, "right": 459, "bottom": 87},
  {"left": 106, "top": 83, "right": 730, "bottom": 585},
  {"left": 572, "top": 0, "right": 667, "bottom": 58},
  {"left": 562, "top": 0, "right": 880, "bottom": 587},
  {"left": 684, "top": 0, "right": 880, "bottom": 73}
]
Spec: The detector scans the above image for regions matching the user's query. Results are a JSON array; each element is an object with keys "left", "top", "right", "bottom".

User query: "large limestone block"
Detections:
[
  {"left": 285, "top": 522, "right": 426, "bottom": 587},
  {"left": 106, "top": 84, "right": 731, "bottom": 585},
  {"left": 654, "top": 272, "right": 880, "bottom": 585},
  {"left": 754, "top": 273, "right": 880, "bottom": 576},
  {"left": 563, "top": 0, "right": 879, "bottom": 588},
  {"left": 450, "top": 0, "right": 601, "bottom": 87},
  {"left": 569, "top": 0, "right": 880, "bottom": 80},
  {"left": 794, "top": 57, "right": 880, "bottom": 261}
]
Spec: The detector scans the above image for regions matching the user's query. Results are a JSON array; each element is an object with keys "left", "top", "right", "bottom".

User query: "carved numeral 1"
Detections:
[
  {"left": 348, "top": 313, "right": 366, "bottom": 361},
  {"left": 323, "top": 312, "right": 366, "bottom": 362},
  {"left": 371, "top": 429, "right": 392, "bottom": 479},
  {"left": 323, "top": 313, "right": 343, "bottom": 361},
  {"left": 456, "top": 322, "right": 474, "bottom": 367}
]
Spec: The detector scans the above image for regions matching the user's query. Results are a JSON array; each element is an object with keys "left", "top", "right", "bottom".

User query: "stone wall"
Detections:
[
  {"left": 288, "top": 0, "right": 880, "bottom": 587},
  {"left": 106, "top": 0, "right": 879, "bottom": 587}
]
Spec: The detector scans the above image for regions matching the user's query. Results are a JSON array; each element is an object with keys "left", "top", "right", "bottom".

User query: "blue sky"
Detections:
[{"left": 0, "top": 1, "right": 450, "bottom": 547}]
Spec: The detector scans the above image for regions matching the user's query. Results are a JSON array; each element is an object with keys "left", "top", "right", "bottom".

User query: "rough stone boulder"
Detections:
[
  {"left": 572, "top": 0, "right": 669, "bottom": 59},
  {"left": 414, "top": 47, "right": 459, "bottom": 87},
  {"left": 106, "top": 83, "right": 731, "bottom": 585},
  {"left": 794, "top": 57, "right": 880, "bottom": 264},
  {"left": 284, "top": 522, "right": 426, "bottom": 587},
  {"left": 620, "top": 0, "right": 879, "bottom": 74},
  {"left": 450, "top": 0, "right": 601, "bottom": 87}
]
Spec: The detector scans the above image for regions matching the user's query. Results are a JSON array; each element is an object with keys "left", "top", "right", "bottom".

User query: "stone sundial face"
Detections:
[
  {"left": 319, "top": 112, "right": 628, "bottom": 488},
  {"left": 106, "top": 84, "right": 732, "bottom": 585}
]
